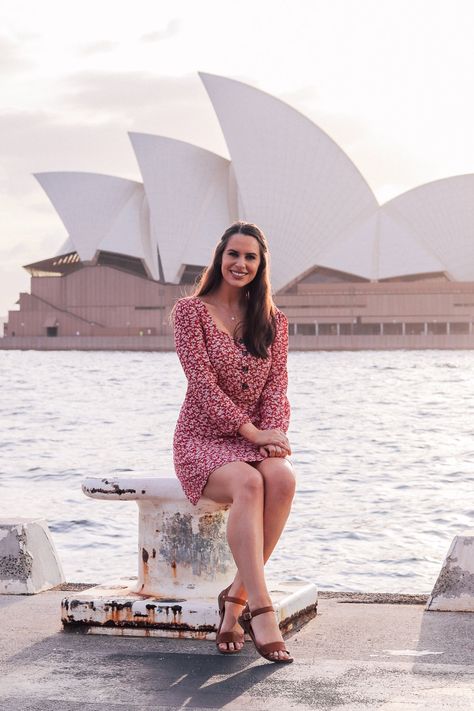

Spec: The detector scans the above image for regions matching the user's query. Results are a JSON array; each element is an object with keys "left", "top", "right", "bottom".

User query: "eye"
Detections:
[
  {"left": 227, "top": 250, "right": 238, "bottom": 257},
  {"left": 246, "top": 254, "right": 257, "bottom": 260}
]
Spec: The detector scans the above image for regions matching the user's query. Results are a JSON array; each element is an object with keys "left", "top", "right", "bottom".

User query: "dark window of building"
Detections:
[
  {"left": 297, "top": 323, "right": 316, "bottom": 335},
  {"left": 97, "top": 251, "right": 148, "bottom": 278},
  {"left": 318, "top": 323, "right": 337, "bottom": 336},
  {"left": 427, "top": 322, "right": 447, "bottom": 335},
  {"left": 288, "top": 323, "right": 296, "bottom": 336},
  {"left": 353, "top": 323, "right": 380, "bottom": 335},
  {"left": 339, "top": 323, "right": 353, "bottom": 335},
  {"left": 405, "top": 323, "right": 425, "bottom": 335},
  {"left": 46, "top": 327, "right": 58, "bottom": 337},
  {"left": 383, "top": 322, "right": 403, "bottom": 335},
  {"left": 135, "top": 306, "right": 164, "bottom": 310},
  {"left": 179, "top": 264, "right": 206, "bottom": 285},
  {"left": 450, "top": 322, "right": 470, "bottom": 334}
]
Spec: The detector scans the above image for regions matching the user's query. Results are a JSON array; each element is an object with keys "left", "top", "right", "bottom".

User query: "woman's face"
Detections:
[{"left": 220, "top": 233, "right": 261, "bottom": 288}]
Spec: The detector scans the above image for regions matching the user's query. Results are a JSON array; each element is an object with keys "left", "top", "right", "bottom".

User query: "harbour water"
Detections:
[{"left": 1, "top": 349, "right": 473, "bottom": 593}]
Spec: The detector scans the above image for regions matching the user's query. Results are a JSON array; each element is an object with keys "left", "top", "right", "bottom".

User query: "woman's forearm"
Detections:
[{"left": 238, "top": 421, "right": 260, "bottom": 443}]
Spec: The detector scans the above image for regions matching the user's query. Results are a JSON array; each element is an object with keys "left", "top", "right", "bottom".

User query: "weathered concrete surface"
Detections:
[
  {"left": 82, "top": 477, "right": 237, "bottom": 598},
  {"left": 1, "top": 588, "right": 474, "bottom": 710},
  {"left": 427, "top": 533, "right": 474, "bottom": 611},
  {"left": 0, "top": 518, "right": 65, "bottom": 594},
  {"left": 60, "top": 580, "right": 317, "bottom": 639}
]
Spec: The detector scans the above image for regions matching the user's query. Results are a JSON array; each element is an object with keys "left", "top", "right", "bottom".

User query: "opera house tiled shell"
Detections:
[{"left": 3, "top": 73, "right": 474, "bottom": 349}]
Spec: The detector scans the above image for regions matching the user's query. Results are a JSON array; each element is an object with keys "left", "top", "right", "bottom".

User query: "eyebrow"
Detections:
[{"left": 227, "top": 248, "right": 258, "bottom": 257}]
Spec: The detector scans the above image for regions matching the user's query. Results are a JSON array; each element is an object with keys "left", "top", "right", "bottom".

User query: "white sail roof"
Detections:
[
  {"left": 382, "top": 175, "right": 474, "bottom": 281},
  {"left": 34, "top": 75, "right": 474, "bottom": 287},
  {"left": 129, "top": 133, "right": 233, "bottom": 283},
  {"left": 35, "top": 172, "right": 158, "bottom": 279},
  {"left": 199, "top": 72, "right": 379, "bottom": 291}
]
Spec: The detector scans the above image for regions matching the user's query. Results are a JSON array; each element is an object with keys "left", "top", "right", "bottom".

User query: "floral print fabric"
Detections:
[{"left": 173, "top": 296, "right": 290, "bottom": 505}]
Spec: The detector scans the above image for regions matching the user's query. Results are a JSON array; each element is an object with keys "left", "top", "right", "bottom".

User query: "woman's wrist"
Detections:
[{"left": 238, "top": 421, "right": 260, "bottom": 444}]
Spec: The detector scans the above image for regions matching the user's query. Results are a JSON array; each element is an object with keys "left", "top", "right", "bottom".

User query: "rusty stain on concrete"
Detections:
[
  {"left": 83, "top": 478, "right": 137, "bottom": 496},
  {"left": 158, "top": 511, "right": 231, "bottom": 577}
]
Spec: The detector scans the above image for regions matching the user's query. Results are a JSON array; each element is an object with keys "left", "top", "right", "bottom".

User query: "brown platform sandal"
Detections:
[
  {"left": 216, "top": 585, "right": 247, "bottom": 654},
  {"left": 238, "top": 605, "right": 293, "bottom": 664}
]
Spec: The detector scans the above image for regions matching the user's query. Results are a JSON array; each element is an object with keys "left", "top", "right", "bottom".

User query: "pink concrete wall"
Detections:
[{"left": 4, "top": 264, "right": 474, "bottom": 349}]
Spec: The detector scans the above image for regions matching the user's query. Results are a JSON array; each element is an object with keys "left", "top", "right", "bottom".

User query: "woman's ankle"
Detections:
[{"left": 247, "top": 594, "right": 273, "bottom": 611}]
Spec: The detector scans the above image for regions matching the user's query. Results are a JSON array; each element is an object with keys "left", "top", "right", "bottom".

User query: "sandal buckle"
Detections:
[{"left": 241, "top": 611, "right": 252, "bottom": 621}]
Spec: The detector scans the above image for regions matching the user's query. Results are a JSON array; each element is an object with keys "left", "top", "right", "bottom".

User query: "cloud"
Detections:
[
  {"left": 79, "top": 41, "right": 120, "bottom": 56},
  {"left": 0, "top": 34, "right": 33, "bottom": 74},
  {"left": 56, "top": 70, "right": 228, "bottom": 154},
  {"left": 140, "top": 19, "right": 182, "bottom": 42}
]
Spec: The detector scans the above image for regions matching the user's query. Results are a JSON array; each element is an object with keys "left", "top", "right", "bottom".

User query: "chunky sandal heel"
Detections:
[
  {"left": 238, "top": 605, "right": 293, "bottom": 664},
  {"left": 216, "top": 585, "right": 247, "bottom": 654}
]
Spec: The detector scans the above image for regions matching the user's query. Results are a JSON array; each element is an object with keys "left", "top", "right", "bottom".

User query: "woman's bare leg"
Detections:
[
  {"left": 230, "top": 457, "right": 295, "bottom": 594},
  {"left": 203, "top": 458, "right": 295, "bottom": 659},
  {"left": 226, "top": 458, "right": 296, "bottom": 660}
]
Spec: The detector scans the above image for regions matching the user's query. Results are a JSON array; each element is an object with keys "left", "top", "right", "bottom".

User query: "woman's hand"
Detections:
[
  {"left": 239, "top": 422, "right": 291, "bottom": 454},
  {"left": 252, "top": 428, "right": 291, "bottom": 454},
  {"left": 259, "top": 444, "right": 288, "bottom": 458}
]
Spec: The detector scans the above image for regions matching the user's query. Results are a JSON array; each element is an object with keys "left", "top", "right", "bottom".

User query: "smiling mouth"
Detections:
[{"left": 230, "top": 270, "right": 248, "bottom": 277}]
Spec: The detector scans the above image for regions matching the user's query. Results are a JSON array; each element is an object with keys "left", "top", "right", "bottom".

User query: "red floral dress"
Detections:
[{"left": 173, "top": 296, "right": 290, "bottom": 505}]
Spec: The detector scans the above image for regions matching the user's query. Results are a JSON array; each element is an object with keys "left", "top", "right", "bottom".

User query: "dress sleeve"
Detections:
[
  {"left": 258, "top": 310, "right": 290, "bottom": 432},
  {"left": 173, "top": 298, "right": 251, "bottom": 436}
]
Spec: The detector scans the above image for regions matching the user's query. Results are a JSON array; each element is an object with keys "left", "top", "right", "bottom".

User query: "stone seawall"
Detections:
[{"left": 1, "top": 334, "right": 474, "bottom": 350}]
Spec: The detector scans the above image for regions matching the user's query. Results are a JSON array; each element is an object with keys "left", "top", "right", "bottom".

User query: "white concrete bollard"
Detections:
[
  {"left": 426, "top": 532, "right": 474, "bottom": 612},
  {"left": 81, "top": 476, "right": 236, "bottom": 598},
  {"left": 0, "top": 518, "right": 65, "bottom": 594},
  {"left": 62, "top": 476, "right": 318, "bottom": 638}
]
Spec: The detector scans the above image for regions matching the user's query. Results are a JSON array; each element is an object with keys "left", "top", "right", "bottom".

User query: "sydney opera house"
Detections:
[{"left": 2, "top": 73, "right": 474, "bottom": 350}]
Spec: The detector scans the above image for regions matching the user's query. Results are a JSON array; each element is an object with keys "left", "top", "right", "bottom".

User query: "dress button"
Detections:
[
  {"left": 242, "top": 365, "right": 249, "bottom": 373},
  {"left": 242, "top": 382, "right": 249, "bottom": 390}
]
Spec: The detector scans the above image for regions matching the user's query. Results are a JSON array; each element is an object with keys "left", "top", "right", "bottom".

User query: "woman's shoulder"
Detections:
[
  {"left": 172, "top": 296, "right": 202, "bottom": 321},
  {"left": 273, "top": 307, "right": 288, "bottom": 327}
]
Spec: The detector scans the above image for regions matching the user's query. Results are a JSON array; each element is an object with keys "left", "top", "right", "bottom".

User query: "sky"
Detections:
[{"left": 1, "top": 0, "right": 474, "bottom": 317}]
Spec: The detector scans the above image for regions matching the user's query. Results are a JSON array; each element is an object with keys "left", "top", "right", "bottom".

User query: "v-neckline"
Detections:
[{"left": 194, "top": 297, "right": 243, "bottom": 342}]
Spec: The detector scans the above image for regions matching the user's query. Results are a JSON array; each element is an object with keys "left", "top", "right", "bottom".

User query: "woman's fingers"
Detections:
[
  {"left": 260, "top": 444, "right": 288, "bottom": 458},
  {"left": 253, "top": 428, "right": 291, "bottom": 454}
]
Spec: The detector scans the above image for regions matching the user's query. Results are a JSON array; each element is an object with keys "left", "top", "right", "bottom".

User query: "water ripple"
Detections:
[{"left": 1, "top": 348, "right": 473, "bottom": 592}]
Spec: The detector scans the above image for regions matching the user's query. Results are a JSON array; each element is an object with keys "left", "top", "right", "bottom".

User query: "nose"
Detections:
[{"left": 235, "top": 255, "right": 245, "bottom": 269}]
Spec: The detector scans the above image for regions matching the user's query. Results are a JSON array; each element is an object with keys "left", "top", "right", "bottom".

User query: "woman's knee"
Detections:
[
  {"left": 233, "top": 467, "right": 264, "bottom": 501},
  {"left": 260, "top": 460, "right": 296, "bottom": 501}
]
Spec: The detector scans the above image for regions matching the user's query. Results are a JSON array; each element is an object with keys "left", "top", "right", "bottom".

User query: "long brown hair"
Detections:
[{"left": 195, "top": 221, "right": 276, "bottom": 358}]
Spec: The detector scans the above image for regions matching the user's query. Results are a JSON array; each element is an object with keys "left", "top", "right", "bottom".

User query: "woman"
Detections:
[{"left": 173, "top": 221, "right": 295, "bottom": 664}]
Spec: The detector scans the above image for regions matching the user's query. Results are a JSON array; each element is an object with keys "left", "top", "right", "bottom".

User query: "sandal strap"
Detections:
[
  {"left": 241, "top": 605, "right": 275, "bottom": 621},
  {"left": 216, "top": 631, "right": 244, "bottom": 643},
  {"left": 259, "top": 641, "right": 289, "bottom": 655},
  {"left": 224, "top": 595, "right": 247, "bottom": 606},
  {"left": 250, "top": 605, "right": 275, "bottom": 618}
]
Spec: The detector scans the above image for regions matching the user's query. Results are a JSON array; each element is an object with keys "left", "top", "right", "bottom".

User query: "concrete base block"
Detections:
[
  {"left": 426, "top": 532, "right": 474, "bottom": 611},
  {"left": 61, "top": 579, "right": 318, "bottom": 638},
  {"left": 0, "top": 518, "right": 65, "bottom": 595}
]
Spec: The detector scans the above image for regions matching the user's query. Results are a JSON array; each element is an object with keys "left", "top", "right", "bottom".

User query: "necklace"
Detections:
[{"left": 218, "top": 303, "right": 240, "bottom": 322}]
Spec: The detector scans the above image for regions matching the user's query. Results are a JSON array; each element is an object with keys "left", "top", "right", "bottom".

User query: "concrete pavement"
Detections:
[{"left": 1, "top": 587, "right": 473, "bottom": 710}]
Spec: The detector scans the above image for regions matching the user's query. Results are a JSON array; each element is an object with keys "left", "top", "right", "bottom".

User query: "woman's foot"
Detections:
[
  {"left": 216, "top": 585, "right": 247, "bottom": 653},
  {"left": 241, "top": 602, "right": 293, "bottom": 662}
]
